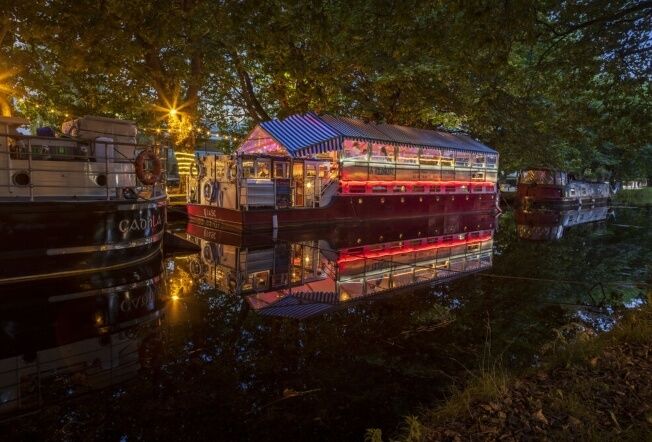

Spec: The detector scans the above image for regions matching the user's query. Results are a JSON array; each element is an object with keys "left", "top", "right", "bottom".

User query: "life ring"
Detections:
[
  {"left": 190, "top": 160, "right": 205, "bottom": 179},
  {"left": 135, "top": 149, "right": 162, "bottom": 185},
  {"left": 203, "top": 180, "right": 219, "bottom": 202},
  {"left": 189, "top": 258, "right": 203, "bottom": 276}
]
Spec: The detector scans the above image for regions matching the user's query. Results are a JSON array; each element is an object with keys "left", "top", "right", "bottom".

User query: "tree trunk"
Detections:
[{"left": 232, "top": 53, "right": 270, "bottom": 123}]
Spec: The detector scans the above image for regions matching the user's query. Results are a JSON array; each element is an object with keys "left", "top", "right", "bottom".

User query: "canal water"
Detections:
[{"left": 1, "top": 207, "right": 649, "bottom": 441}]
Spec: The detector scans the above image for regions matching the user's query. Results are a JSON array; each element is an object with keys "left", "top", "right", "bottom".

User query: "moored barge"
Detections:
[
  {"left": 516, "top": 168, "right": 611, "bottom": 209},
  {"left": 0, "top": 116, "right": 167, "bottom": 284},
  {"left": 0, "top": 252, "right": 166, "bottom": 417},
  {"left": 187, "top": 113, "right": 499, "bottom": 231},
  {"left": 515, "top": 206, "right": 613, "bottom": 241},
  {"left": 182, "top": 211, "right": 496, "bottom": 319}
]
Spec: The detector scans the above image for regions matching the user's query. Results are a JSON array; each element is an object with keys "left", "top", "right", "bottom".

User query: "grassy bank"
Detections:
[
  {"left": 367, "top": 301, "right": 652, "bottom": 441},
  {"left": 614, "top": 188, "right": 652, "bottom": 206}
]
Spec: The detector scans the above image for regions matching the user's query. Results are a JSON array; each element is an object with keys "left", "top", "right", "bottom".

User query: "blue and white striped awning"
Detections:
[
  {"left": 259, "top": 113, "right": 342, "bottom": 157},
  {"left": 246, "top": 112, "right": 497, "bottom": 158}
]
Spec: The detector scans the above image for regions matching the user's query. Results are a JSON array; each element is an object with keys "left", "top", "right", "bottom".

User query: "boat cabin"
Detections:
[{"left": 0, "top": 115, "right": 167, "bottom": 201}]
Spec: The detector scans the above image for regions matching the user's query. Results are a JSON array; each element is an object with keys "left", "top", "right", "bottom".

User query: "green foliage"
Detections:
[
  {"left": 364, "top": 428, "right": 384, "bottom": 442},
  {"left": 1, "top": 1, "right": 650, "bottom": 172},
  {"left": 614, "top": 187, "right": 652, "bottom": 205}
]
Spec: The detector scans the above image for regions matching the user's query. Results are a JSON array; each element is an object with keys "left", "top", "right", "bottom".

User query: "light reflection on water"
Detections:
[{"left": 0, "top": 207, "right": 649, "bottom": 440}]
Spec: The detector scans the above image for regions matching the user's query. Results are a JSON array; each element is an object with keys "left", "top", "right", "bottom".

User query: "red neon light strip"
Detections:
[
  {"left": 337, "top": 233, "right": 493, "bottom": 264},
  {"left": 341, "top": 180, "right": 495, "bottom": 187}
]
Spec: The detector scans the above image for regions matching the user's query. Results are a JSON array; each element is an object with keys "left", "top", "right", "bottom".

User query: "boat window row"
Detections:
[
  {"left": 2, "top": 135, "right": 144, "bottom": 163},
  {"left": 342, "top": 182, "right": 495, "bottom": 194},
  {"left": 341, "top": 140, "right": 497, "bottom": 183},
  {"left": 518, "top": 169, "right": 568, "bottom": 185},
  {"left": 338, "top": 249, "right": 493, "bottom": 298}
]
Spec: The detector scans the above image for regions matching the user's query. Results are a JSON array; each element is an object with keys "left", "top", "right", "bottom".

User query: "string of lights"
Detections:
[{"left": 11, "top": 96, "right": 243, "bottom": 142}]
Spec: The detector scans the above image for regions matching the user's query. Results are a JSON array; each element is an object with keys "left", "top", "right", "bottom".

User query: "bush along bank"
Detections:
[
  {"left": 367, "top": 299, "right": 652, "bottom": 441},
  {"left": 613, "top": 188, "right": 652, "bottom": 206}
]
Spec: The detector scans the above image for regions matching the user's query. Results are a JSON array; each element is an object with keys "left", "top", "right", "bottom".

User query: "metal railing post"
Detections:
[
  {"left": 105, "top": 141, "right": 110, "bottom": 200},
  {"left": 27, "top": 138, "right": 34, "bottom": 201}
]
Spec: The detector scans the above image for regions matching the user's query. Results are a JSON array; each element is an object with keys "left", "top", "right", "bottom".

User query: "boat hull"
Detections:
[
  {"left": 517, "top": 183, "right": 611, "bottom": 209},
  {"left": 0, "top": 197, "right": 166, "bottom": 284},
  {"left": 187, "top": 193, "right": 498, "bottom": 231}
]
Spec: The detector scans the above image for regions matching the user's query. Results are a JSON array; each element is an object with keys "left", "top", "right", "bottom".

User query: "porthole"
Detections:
[
  {"left": 96, "top": 174, "right": 108, "bottom": 186},
  {"left": 12, "top": 171, "right": 30, "bottom": 186}
]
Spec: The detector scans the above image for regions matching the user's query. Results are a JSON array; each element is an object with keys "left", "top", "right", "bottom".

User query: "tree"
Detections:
[{"left": 2, "top": 0, "right": 650, "bottom": 175}]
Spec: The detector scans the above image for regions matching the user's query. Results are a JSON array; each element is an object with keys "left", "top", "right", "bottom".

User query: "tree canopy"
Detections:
[{"left": 1, "top": 0, "right": 650, "bottom": 178}]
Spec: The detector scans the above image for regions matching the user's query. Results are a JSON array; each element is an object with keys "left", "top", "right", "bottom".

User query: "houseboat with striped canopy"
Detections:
[
  {"left": 181, "top": 211, "right": 496, "bottom": 319},
  {"left": 187, "top": 113, "right": 499, "bottom": 231}
]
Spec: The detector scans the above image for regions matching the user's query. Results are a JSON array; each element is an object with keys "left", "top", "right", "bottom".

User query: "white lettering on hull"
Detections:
[
  {"left": 118, "top": 214, "right": 163, "bottom": 233},
  {"left": 202, "top": 208, "right": 218, "bottom": 218},
  {"left": 120, "top": 291, "right": 155, "bottom": 313}
]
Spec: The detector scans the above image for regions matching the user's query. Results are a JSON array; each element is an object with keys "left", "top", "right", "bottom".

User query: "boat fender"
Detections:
[
  {"left": 122, "top": 187, "right": 138, "bottom": 200},
  {"left": 135, "top": 149, "right": 162, "bottom": 185},
  {"left": 203, "top": 180, "right": 219, "bottom": 202}
]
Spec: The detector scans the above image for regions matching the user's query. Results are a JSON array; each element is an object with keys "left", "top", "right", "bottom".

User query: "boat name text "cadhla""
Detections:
[{"left": 118, "top": 215, "right": 163, "bottom": 233}]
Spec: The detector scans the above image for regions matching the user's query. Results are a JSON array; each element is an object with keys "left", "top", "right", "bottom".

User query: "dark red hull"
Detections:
[
  {"left": 516, "top": 184, "right": 610, "bottom": 209},
  {"left": 187, "top": 193, "right": 498, "bottom": 231}
]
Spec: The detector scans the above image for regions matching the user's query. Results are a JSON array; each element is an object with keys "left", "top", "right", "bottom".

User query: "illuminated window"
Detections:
[
  {"left": 396, "top": 145, "right": 419, "bottom": 164},
  {"left": 441, "top": 150, "right": 455, "bottom": 167},
  {"left": 242, "top": 160, "right": 255, "bottom": 178},
  {"left": 371, "top": 144, "right": 395, "bottom": 163},
  {"left": 255, "top": 159, "right": 271, "bottom": 178},
  {"left": 342, "top": 140, "right": 370, "bottom": 161},
  {"left": 274, "top": 162, "right": 289, "bottom": 179}
]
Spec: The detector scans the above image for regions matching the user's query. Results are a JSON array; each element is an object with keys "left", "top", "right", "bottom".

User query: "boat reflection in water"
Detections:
[
  {"left": 0, "top": 253, "right": 167, "bottom": 418},
  {"left": 184, "top": 212, "right": 496, "bottom": 319},
  {"left": 516, "top": 206, "right": 614, "bottom": 241}
]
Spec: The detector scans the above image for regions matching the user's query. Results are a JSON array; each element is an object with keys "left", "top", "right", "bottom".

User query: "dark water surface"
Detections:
[{"left": 1, "top": 207, "right": 650, "bottom": 441}]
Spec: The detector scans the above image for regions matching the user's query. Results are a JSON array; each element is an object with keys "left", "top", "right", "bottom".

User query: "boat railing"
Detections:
[
  {"left": 0, "top": 132, "right": 168, "bottom": 201},
  {"left": 238, "top": 178, "right": 276, "bottom": 209},
  {"left": 319, "top": 178, "right": 338, "bottom": 206}
]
